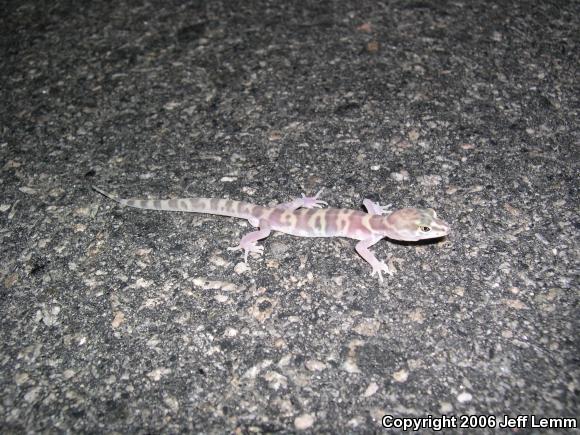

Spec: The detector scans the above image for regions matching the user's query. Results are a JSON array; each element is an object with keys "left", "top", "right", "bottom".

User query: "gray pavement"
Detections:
[{"left": 1, "top": 0, "right": 578, "bottom": 432}]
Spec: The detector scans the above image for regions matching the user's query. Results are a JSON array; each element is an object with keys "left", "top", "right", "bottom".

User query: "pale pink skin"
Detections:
[{"left": 94, "top": 187, "right": 450, "bottom": 281}]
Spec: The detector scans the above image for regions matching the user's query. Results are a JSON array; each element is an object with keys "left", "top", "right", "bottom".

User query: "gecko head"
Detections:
[{"left": 386, "top": 208, "right": 450, "bottom": 241}]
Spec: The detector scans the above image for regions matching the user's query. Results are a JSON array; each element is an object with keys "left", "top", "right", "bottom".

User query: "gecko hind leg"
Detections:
[
  {"left": 276, "top": 189, "right": 327, "bottom": 211},
  {"left": 228, "top": 219, "right": 272, "bottom": 263}
]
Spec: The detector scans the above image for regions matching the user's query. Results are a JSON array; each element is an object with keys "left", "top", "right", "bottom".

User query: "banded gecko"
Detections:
[{"left": 93, "top": 187, "right": 450, "bottom": 280}]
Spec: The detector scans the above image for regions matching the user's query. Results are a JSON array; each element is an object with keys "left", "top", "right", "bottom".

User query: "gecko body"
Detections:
[{"left": 93, "top": 187, "right": 450, "bottom": 280}]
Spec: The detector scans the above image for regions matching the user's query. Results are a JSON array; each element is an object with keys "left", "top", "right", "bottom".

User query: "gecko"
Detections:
[{"left": 93, "top": 187, "right": 450, "bottom": 281}]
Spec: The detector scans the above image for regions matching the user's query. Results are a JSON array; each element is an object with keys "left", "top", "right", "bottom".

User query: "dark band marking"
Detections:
[
  {"left": 313, "top": 214, "right": 323, "bottom": 231},
  {"left": 269, "top": 208, "right": 283, "bottom": 220},
  {"left": 245, "top": 204, "right": 255, "bottom": 216},
  {"left": 304, "top": 208, "right": 317, "bottom": 219},
  {"left": 239, "top": 202, "right": 253, "bottom": 216},
  {"left": 369, "top": 216, "right": 385, "bottom": 232}
]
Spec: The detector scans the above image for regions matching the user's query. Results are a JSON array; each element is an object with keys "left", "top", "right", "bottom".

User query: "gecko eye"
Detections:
[{"left": 419, "top": 226, "right": 431, "bottom": 232}]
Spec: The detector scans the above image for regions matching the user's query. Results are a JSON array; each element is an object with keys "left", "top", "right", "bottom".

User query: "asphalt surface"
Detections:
[{"left": 1, "top": 0, "right": 578, "bottom": 433}]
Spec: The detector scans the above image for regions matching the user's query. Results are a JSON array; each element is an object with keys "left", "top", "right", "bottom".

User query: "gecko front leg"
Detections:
[
  {"left": 228, "top": 219, "right": 272, "bottom": 263},
  {"left": 355, "top": 237, "right": 392, "bottom": 281}
]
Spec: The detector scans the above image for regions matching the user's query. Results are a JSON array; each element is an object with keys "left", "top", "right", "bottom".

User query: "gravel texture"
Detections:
[{"left": 1, "top": 0, "right": 578, "bottom": 433}]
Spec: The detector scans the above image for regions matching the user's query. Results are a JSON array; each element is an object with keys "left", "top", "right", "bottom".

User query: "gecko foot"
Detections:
[
  {"left": 377, "top": 203, "right": 393, "bottom": 215},
  {"left": 228, "top": 241, "right": 264, "bottom": 263},
  {"left": 371, "top": 260, "right": 393, "bottom": 282},
  {"left": 363, "top": 199, "right": 392, "bottom": 216},
  {"left": 300, "top": 189, "right": 328, "bottom": 208}
]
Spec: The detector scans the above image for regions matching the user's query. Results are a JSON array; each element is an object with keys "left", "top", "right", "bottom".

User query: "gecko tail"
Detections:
[{"left": 92, "top": 186, "right": 122, "bottom": 203}]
